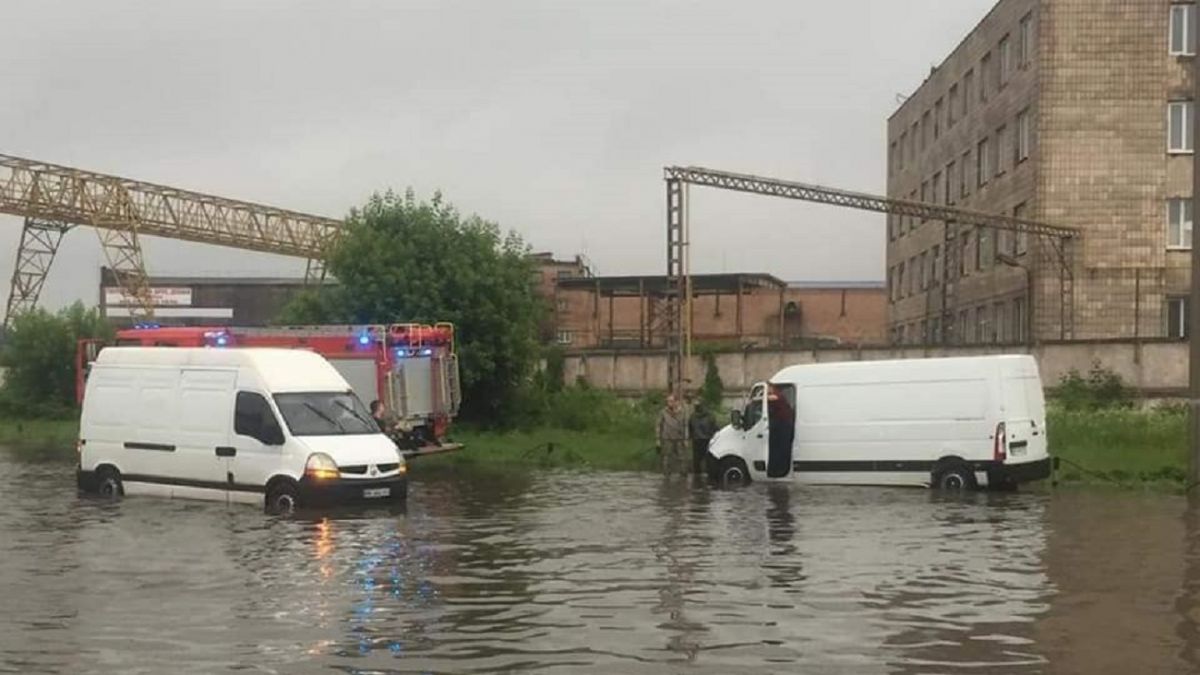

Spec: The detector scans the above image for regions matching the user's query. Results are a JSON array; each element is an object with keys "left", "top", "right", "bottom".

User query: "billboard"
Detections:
[{"left": 103, "top": 286, "right": 193, "bottom": 307}]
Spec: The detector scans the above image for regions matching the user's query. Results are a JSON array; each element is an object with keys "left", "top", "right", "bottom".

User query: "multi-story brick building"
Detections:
[{"left": 887, "top": 0, "right": 1196, "bottom": 344}]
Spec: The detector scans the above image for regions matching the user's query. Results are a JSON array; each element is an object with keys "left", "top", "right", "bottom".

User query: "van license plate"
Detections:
[
  {"left": 363, "top": 487, "right": 390, "bottom": 499},
  {"left": 1010, "top": 445, "right": 1026, "bottom": 457}
]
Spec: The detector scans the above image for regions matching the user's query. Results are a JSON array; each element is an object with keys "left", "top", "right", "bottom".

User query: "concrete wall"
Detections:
[{"left": 563, "top": 339, "right": 1188, "bottom": 397}]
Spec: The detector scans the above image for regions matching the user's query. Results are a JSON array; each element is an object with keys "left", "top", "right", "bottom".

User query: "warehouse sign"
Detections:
[{"left": 103, "top": 287, "right": 193, "bottom": 307}]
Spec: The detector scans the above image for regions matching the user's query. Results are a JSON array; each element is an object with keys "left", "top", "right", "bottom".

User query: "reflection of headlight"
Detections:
[{"left": 305, "top": 452, "right": 340, "bottom": 480}]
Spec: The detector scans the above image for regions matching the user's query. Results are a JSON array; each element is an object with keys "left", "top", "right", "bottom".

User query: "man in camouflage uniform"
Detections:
[{"left": 656, "top": 394, "right": 689, "bottom": 475}]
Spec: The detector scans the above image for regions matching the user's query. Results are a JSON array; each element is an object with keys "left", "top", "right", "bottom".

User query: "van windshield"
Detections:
[{"left": 273, "top": 392, "right": 378, "bottom": 436}]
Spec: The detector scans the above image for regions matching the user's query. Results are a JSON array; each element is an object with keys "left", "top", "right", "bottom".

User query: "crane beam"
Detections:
[
  {"left": 0, "top": 153, "right": 345, "bottom": 258},
  {"left": 0, "top": 152, "right": 345, "bottom": 321},
  {"left": 663, "top": 166, "right": 1078, "bottom": 238}
]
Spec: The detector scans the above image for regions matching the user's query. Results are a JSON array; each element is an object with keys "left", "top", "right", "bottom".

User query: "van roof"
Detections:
[
  {"left": 772, "top": 354, "right": 1037, "bottom": 384},
  {"left": 94, "top": 347, "right": 353, "bottom": 394}
]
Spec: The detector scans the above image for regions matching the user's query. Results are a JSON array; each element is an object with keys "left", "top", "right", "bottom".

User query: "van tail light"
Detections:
[{"left": 994, "top": 422, "right": 1007, "bottom": 462}]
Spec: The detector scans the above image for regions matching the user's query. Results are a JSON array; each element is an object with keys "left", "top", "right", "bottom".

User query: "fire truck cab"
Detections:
[{"left": 78, "top": 323, "right": 461, "bottom": 455}]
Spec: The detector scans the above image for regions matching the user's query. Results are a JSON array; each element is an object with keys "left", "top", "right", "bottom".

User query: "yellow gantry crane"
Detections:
[{"left": 0, "top": 153, "right": 345, "bottom": 326}]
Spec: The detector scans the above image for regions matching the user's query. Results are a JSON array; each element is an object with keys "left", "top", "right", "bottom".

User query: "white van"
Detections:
[
  {"left": 76, "top": 347, "right": 407, "bottom": 512},
  {"left": 707, "top": 355, "right": 1052, "bottom": 490}
]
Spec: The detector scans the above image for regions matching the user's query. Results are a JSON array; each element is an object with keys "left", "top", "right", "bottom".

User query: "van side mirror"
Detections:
[{"left": 730, "top": 409, "right": 743, "bottom": 429}]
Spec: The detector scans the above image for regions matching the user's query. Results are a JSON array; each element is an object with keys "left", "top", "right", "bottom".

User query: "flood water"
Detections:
[{"left": 3, "top": 448, "right": 1200, "bottom": 674}]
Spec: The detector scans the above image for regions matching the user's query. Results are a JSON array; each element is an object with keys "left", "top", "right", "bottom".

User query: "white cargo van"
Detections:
[
  {"left": 707, "top": 355, "right": 1052, "bottom": 490},
  {"left": 76, "top": 347, "right": 407, "bottom": 512}
]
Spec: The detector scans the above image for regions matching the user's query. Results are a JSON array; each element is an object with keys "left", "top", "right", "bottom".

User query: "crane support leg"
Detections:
[
  {"left": 304, "top": 257, "right": 327, "bottom": 285},
  {"left": 666, "top": 178, "right": 689, "bottom": 397},
  {"left": 4, "top": 217, "right": 73, "bottom": 328},
  {"left": 95, "top": 226, "right": 154, "bottom": 320}
]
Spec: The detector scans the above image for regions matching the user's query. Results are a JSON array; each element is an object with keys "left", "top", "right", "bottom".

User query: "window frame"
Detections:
[
  {"left": 1168, "top": 296, "right": 1190, "bottom": 339},
  {"left": 1168, "top": 197, "right": 1194, "bottom": 250},
  {"left": 1169, "top": 101, "right": 1195, "bottom": 154},
  {"left": 1019, "top": 12, "right": 1034, "bottom": 67},
  {"left": 999, "top": 34, "right": 1012, "bottom": 86},
  {"left": 1016, "top": 108, "right": 1032, "bottom": 162},
  {"left": 1170, "top": 3, "right": 1196, "bottom": 57}
]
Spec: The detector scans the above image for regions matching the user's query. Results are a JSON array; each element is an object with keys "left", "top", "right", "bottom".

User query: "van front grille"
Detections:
[
  {"left": 377, "top": 463, "right": 400, "bottom": 473},
  {"left": 340, "top": 464, "right": 368, "bottom": 475}
]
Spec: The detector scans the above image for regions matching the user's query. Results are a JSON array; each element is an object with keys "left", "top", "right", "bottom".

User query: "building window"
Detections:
[
  {"left": 909, "top": 257, "right": 918, "bottom": 296},
  {"left": 1169, "top": 101, "right": 1195, "bottom": 153},
  {"left": 961, "top": 150, "right": 971, "bottom": 197},
  {"left": 1169, "top": 197, "right": 1194, "bottom": 249},
  {"left": 1171, "top": 3, "right": 1197, "bottom": 56},
  {"left": 935, "top": 98, "right": 944, "bottom": 139},
  {"left": 556, "top": 269, "right": 575, "bottom": 280},
  {"left": 897, "top": 262, "right": 906, "bottom": 299},
  {"left": 996, "top": 125, "right": 1009, "bottom": 175},
  {"left": 899, "top": 131, "right": 907, "bottom": 169},
  {"left": 980, "top": 52, "right": 992, "bottom": 103},
  {"left": 1016, "top": 108, "right": 1032, "bottom": 162},
  {"left": 1014, "top": 202, "right": 1029, "bottom": 255},
  {"left": 999, "top": 35, "right": 1012, "bottom": 86},
  {"left": 959, "top": 232, "right": 970, "bottom": 277},
  {"left": 911, "top": 122, "right": 919, "bottom": 157},
  {"left": 556, "top": 330, "right": 573, "bottom": 345},
  {"left": 922, "top": 110, "right": 932, "bottom": 149},
  {"left": 1168, "top": 296, "right": 1190, "bottom": 338},
  {"left": 919, "top": 251, "right": 928, "bottom": 290},
  {"left": 931, "top": 244, "right": 942, "bottom": 286},
  {"left": 994, "top": 302, "right": 1008, "bottom": 342},
  {"left": 1019, "top": 13, "right": 1034, "bottom": 67},
  {"left": 977, "top": 138, "right": 990, "bottom": 187},
  {"left": 920, "top": 180, "right": 929, "bottom": 220},
  {"left": 977, "top": 305, "right": 991, "bottom": 344},
  {"left": 932, "top": 171, "right": 943, "bottom": 206},
  {"left": 1013, "top": 296, "right": 1027, "bottom": 342},
  {"left": 963, "top": 69, "right": 974, "bottom": 117},
  {"left": 949, "top": 84, "right": 959, "bottom": 127},
  {"left": 946, "top": 160, "right": 957, "bottom": 205}
]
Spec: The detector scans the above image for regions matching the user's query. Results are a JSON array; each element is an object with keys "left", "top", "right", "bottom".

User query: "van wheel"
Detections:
[
  {"left": 266, "top": 482, "right": 299, "bottom": 515},
  {"left": 718, "top": 457, "right": 750, "bottom": 488},
  {"left": 96, "top": 467, "right": 123, "bottom": 499},
  {"left": 933, "top": 464, "right": 975, "bottom": 491}
]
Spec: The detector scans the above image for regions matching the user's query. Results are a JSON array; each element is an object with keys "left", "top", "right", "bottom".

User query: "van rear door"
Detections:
[{"left": 1000, "top": 369, "right": 1047, "bottom": 463}]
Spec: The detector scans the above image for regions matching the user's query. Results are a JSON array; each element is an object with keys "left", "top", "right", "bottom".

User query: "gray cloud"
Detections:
[{"left": 0, "top": 0, "right": 994, "bottom": 312}]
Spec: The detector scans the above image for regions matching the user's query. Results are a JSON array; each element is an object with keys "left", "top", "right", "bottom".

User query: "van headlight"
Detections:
[{"left": 305, "top": 453, "right": 340, "bottom": 480}]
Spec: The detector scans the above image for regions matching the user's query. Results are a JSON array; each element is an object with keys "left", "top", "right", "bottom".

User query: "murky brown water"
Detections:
[{"left": 2, "top": 448, "right": 1200, "bottom": 674}]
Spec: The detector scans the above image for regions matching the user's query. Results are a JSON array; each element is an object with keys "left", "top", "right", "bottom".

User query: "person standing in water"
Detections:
[{"left": 656, "top": 394, "right": 689, "bottom": 475}]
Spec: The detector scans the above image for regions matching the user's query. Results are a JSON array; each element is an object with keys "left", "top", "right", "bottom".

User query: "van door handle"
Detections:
[{"left": 216, "top": 446, "right": 237, "bottom": 458}]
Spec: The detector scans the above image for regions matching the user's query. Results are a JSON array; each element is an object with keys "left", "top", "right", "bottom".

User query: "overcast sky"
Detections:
[{"left": 1, "top": 0, "right": 995, "bottom": 313}]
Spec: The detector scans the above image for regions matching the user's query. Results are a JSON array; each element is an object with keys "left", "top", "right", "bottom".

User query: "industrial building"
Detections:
[
  {"left": 547, "top": 272, "right": 886, "bottom": 350},
  {"left": 98, "top": 268, "right": 306, "bottom": 327},
  {"left": 887, "top": 0, "right": 1194, "bottom": 344}
]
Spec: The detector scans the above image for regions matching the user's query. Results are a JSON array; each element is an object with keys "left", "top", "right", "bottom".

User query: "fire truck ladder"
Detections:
[
  {"left": 0, "top": 153, "right": 345, "bottom": 327},
  {"left": 662, "top": 166, "right": 1079, "bottom": 396}
]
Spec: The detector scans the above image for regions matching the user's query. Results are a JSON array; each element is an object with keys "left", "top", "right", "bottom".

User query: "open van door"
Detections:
[
  {"left": 766, "top": 383, "right": 796, "bottom": 479},
  {"left": 739, "top": 383, "right": 769, "bottom": 474}
]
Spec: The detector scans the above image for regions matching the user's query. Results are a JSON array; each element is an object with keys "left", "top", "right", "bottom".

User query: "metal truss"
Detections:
[
  {"left": 664, "top": 166, "right": 1079, "bottom": 238},
  {"left": 0, "top": 152, "right": 346, "bottom": 321},
  {"left": 0, "top": 153, "right": 344, "bottom": 258},
  {"left": 665, "top": 179, "right": 689, "bottom": 396},
  {"left": 304, "top": 257, "right": 328, "bottom": 286},
  {"left": 3, "top": 218, "right": 72, "bottom": 327},
  {"left": 95, "top": 226, "right": 154, "bottom": 320}
]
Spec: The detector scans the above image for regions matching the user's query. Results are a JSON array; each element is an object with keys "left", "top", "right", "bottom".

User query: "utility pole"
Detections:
[{"left": 1191, "top": 66, "right": 1200, "bottom": 484}]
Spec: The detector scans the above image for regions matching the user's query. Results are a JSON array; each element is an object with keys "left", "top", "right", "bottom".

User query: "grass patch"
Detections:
[
  {"left": 1047, "top": 407, "right": 1188, "bottom": 489},
  {"left": 0, "top": 418, "right": 79, "bottom": 461}
]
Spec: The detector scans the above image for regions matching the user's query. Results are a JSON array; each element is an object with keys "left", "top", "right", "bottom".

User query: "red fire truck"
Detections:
[{"left": 77, "top": 323, "right": 462, "bottom": 454}]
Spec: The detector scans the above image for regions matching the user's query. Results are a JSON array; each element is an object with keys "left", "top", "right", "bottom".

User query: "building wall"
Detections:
[
  {"left": 553, "top": 283, "right": 887, "bottom": 350},
  {"left": 887, "top": 0, "right": 1196, "bottom": 344},
  {"left": 562, "top": 339, "right": 1189, "bottom": 398}
]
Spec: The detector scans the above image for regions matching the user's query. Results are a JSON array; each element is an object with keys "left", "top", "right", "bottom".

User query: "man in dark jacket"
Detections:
[{"left": 688, "top": 399, "right": 718, "bottom": 475}]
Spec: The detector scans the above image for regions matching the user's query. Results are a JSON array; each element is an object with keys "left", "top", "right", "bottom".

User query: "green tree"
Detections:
[
  {"left": 0, "top": 303, "right": 114, "bottom": 417},
  {"left": 699, "top": 351, "right": 724, "bottom": 411},
  {"left": 279, "top": 190, "right": 543, "bottom": 421}
]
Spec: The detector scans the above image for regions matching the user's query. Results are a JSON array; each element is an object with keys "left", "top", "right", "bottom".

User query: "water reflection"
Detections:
[{"left": 4, "top": 447, "right": 1200, "bottom": 673}]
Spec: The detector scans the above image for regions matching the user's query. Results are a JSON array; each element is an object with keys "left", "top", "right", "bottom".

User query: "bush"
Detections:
[
  {"left": 1052, "top": 362, "right": 1134, "bottom": 411},
  {"left": 0, "top": 303, "right": 113, "bottom": 418},
  {"left": 699, "top": 351, "right": 724, "bottom": 411}
]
